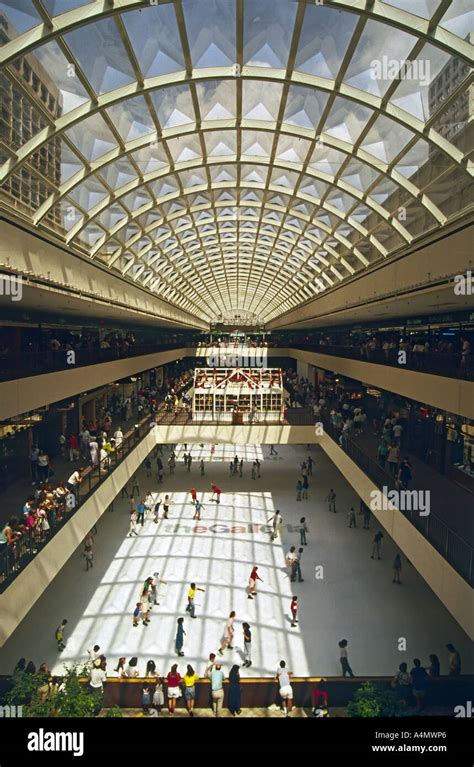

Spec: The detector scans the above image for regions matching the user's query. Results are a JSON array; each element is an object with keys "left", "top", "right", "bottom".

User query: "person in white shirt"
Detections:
[
  {"left": 89, "top": 659, "right": 107, "bottom": 692},
  {"left": 218, "top": 611, "right": 236, "bottom": 655},
  {"left": 65, "top": 492, "right": 76, "bottom": 512},
  {"left": 149, "top": 571, "right": 167, "bottom": 606},
  {"left": 285, "top": 546, "right": 298, "bottom": 577},
  {"left": 125, "top": 657, "right": 140, "bottom": 677},
  {"left": 276, "top": 660, "right": 293, "bottom": 716},
  {"left": 66, "top": 469, "right": 83, "bottom": 499},
  {"left": 114, "top": 428, "right": 123, "bottom": 448}
]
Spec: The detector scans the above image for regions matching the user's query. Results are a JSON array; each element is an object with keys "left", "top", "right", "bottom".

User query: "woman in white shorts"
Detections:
[{"left": 277, "top": 660, "right": 293, "bottom": 716}]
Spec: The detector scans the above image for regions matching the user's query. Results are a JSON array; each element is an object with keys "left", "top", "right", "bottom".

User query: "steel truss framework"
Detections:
[{"left": 0, "top": 0, "right": 472, "bottom": 323}]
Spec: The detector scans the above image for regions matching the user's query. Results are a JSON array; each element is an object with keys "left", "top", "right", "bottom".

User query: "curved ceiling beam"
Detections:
[
  {"left": 33, "top": 123, "right": 446, "bottom": 228},
  {"left": 1, "top": 0, "right": 471, "bottom": 68},
  {"left": 1, "top": 70, "right": 470, "bottom": 189}
]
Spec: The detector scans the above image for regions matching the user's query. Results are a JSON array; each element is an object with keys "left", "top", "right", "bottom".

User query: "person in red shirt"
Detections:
[
  {"left": 210, "top": 483, "right": 221, "bottom": 504},
  {"left": 313, "top": 682, "right": 329, "bottom": 716},
  {"left": 290, "top": 596, "right": 298, "bottom": 627},
  {"left": 166, "top": 664, "right": 182, "bottom": 715},
  {"left": 248, "top": 566, "right": 263, "bottom": 599},
  {"left": 190, "top": 487, "right": 197, "bottom": 504}
]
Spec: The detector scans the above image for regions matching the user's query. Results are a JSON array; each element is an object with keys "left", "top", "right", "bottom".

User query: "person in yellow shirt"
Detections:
[
  {"left": 183, "top": 664, "right": 200, "bottom": 716},
  {"left": 185, "top": 582, "right": 205, "bottom": 618}
]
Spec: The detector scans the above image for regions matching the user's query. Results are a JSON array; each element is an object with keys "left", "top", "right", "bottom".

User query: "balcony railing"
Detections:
[
  {"left": 322, "top": 416, "right": 473, "bottom": 586},
  {"left": 0, "top": 415, "right": 154, "bottom": 591},
  {"left": 288, "top": 342, "right": 473, "bottom": 381},
  {"left": 0, "top": 343, "right": 186, "bottom": 382}
]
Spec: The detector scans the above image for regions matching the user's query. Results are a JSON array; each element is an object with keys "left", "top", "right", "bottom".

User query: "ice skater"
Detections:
[
  {"left": 82, "top": 543, "right": 94, "bottom": 570},
  {"left": 162, "top": 494, "right": 171, "bottom": 518},
  {"left": 153, "top": 498, "right": 161, "bottom": 523},
  {"left": 290, "top": 596, "right": 298, "bottom": 627},
  {"left": 190, "top": 486, "right": 197, "bottom": 504},
  {"left": 128, "top": 508, "right": 138, "bottom": 536},
  {"left": 210, "top": 483, "right": 221, "bottom": 504},
  {"left": 267, "top": 509, "right": 282, "bottom": 541},
  {"left": 299, "top": 517, "right": 308, "bottom": 546},
  {"left": 218, "top": 611, "right": 236, "bottom": 655},
  {"left": 175, "top": 617, "right": 186, "bottom": 656},
  {"left": 132, "top": 602, "right": 141, "bottom": 627},
  {"left": 248, "top": 565, "right": 263, "bottom": 599},
  {"left": 193, "top": 499, "right": 204, "bottom": 520},
  {"left": 150, "top": 572, "right": 166, "bottom": 605},
  {"left": 137, "top": 498, "right": 146, "bottom": 526},
  {"left": 185, "top": 582, "right": 205, "bottom": 618},
  {"left": 242, "top": 623, "right": 252, "bottom": 667}
]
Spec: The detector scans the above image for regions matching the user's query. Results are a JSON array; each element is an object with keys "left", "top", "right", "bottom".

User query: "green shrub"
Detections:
[
  {"left": 347, "top": 682, "right": 407, "bottom": 718},
  {"left": 5, "top": 665, "right": 102, "bottom": 718}
]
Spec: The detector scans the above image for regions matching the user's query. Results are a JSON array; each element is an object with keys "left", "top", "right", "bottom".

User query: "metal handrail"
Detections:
[
  {"left": 322, "top": 417, "right": 473, "bottom": 586},
  {"left": 0, "top": 415, "right": 153, "bottom": 591}
]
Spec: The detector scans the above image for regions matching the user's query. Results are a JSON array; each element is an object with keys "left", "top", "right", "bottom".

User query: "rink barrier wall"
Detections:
[
  {"left": 319, "top": 433, "right": 474, "bottom": 640},
  {"left": 1, "top": 676, "right": 472, "bottom": 710}
]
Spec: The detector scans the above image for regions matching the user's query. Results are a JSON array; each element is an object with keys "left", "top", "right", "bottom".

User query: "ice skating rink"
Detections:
[{"left": 1, "top": 444, "right": 471, "bottom": 678}]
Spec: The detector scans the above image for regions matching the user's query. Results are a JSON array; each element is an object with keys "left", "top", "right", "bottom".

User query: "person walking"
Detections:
[
  {"left": 398, "top": 458, "right": 412, "bottom": 490},
  {"left": 83, "top": 543, "right": 94, "bottom": 571},
  {"left": 270, "top": 445, "right": 278, "bottom": 455},
  {"left": 248, "top": 566, "right": 262, "bottom": 599},
  {"left": 296, "top": 479, "right": 302, "bottom": 501},
  {"left": 175, "top": 617, "right": 186, "bottom": 657},
  {"left": 168, "top": 455, "right": 176, "bottom": 475},
  {"left": 301, "top": 473, "right": 309, "bottom": 500},
  {"left": 166, "top": 665, "right": 182, "bottom": 715},
  {"left": 187, "top": 454, "right": 192, "bottom": 472},
  {"left": 55, "top": 619, "right": 68, "bottom": 652},
  {"left": 210, "top": 483, "right": 221, "bottom": 504},
  {"left": 371, "top": 531, "right": 384, "bottom": 560},
  {"left": 339, "top": 639, "right": 354, "bottom": 677},
  {"left": 228, "top": 665, "right": 242, "bottom": 715},
  {"left": 290, "top": 596, "right": 298, "bottom": 627},
  {"left": 185, "top": 582, "right": 205, "bottom": 618},
  {"left": 242, "top": 623, "right": 252, "bottom": 668},
  {"left": 387, "top": 443, "right": 400, "bottom": 476},
  {"left": 251, "top": 462, "right": 257, "bottom": 480},
  {"left": 299, "top": 517, "right": 308, "bottom": 546},
  {"left": 276, "top": 661, "right": 293, "bottom": 716},
  {"left": 306, "top": 455, "right": 314, "bottom": 475},
  {"left": 267, "top": 509, "right": 282, "bottom": 541},
  {"left": 218, "top": 611, "right": 235, "bottom": 656},
  {"left": 200, "top": 459, "right": 205, "bottom": 476},
  {"left": 392, "top": 554, "right": 402, "bottom": 584},
  {"left": 348, "top": 507, "right": 357, "bottom": 528},
  {"left": 256, "top": 459, "right": 261, "bottom": 478},
  {"left": 130, "top": 474, "right": 140, "bottom": 498},
  {"left": 325, "top": 489, "right": 337, "bottom": 513},
  {"left": 183, "top": 665, "right": 199, "bottom": 716},
  {"left": 239, "top": 459, "right": 243, "bottom": 477}
]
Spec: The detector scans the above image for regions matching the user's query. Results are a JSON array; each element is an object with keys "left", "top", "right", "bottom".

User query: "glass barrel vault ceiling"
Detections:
[{"left": 0, "top": 0, "right": 472, "bottom": 324}]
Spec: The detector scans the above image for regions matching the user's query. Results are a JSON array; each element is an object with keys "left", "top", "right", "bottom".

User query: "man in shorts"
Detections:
[{"left": 277, "top": 660, "right": 293, "bottom": 716}]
